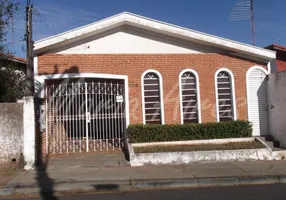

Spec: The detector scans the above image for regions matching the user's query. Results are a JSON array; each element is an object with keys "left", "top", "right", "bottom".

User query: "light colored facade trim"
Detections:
[
  {"left": 179, "top": 69, "right": 202, "bottom": 124},
  {"left": 267, "top": 60, "right": 277, "bottom": 73},
  {"left": 246, "top": 66, "right": 268, "bottom": 123},
  {"left": 35, "top": 73, "right": 130, "bottom": 128},
  {"left": 214, "top": 68, "right": 237, "bottom": 122},
  {"left": 267, "top": 61, "right": 271, "bottom": 73},
  {"left": 34, "top": 12, "right": 276, "bottom": 60},
  {"left": 33, "top": 56, "right": 38, "bottom": 75},
  {"left": 141, "top": 69, "right": 165, "bottom": 125}
]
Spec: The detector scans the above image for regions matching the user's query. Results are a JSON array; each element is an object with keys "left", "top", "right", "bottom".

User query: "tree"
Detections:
[
  {"left": 0, "top": 0, "right": 18, "bottom": 53},
  {"left": 0, "top": 0, "right": 22, "bottom": 102}
]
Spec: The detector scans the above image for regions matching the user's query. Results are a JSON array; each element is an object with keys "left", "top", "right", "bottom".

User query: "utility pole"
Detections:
[
  {"left": 25, "top": 0, "right": 34, "bottom": 96},
  {"left": 23, "top": 0, "right": 36, "bottom": 170},
  {"left": 250, "top": 0, "right": 256, "bottom": 46}
]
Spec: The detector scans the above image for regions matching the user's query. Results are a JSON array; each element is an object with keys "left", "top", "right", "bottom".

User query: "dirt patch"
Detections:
[{"left": 134, "top": 140, "right": 265, "bottom": 153}]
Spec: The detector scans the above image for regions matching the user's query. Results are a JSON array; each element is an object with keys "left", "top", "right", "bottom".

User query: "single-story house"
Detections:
[
  {"left": 34, "top": 12, "right": 276, "bottom": 155},
  {"left": 265, "top": 44, "right": 286, "bottom": 72}
]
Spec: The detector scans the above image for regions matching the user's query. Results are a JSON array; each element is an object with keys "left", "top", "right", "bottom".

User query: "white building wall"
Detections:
[
  {"left": 57, "top": 29, "right": 219, "bottom": 54},
  {"left": 267, "top": 71, "right": 286, "bottom": 147}
]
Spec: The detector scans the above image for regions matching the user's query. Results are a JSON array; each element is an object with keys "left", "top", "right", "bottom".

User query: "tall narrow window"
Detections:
[
  {"left": 215, "top": 69, "right": 236, "bottom": 122},
  {"left": 142, "top": 70, "right": 164, "bottom": 124},
  {"left": 179, "top": 69, "right": 201, "bottom": 124}
]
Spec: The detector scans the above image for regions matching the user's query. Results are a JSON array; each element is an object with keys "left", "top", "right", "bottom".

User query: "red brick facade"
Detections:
[
  {"left": 265, "top": 44, "right": 286, "bottom": 72},
  {"left": 38, "top": 53, "right": 267, "bottom": 125}
]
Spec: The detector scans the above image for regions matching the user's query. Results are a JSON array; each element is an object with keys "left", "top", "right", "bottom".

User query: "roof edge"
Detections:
[{"left": 34, "top": 12, "right": 276, "bottom": 60}]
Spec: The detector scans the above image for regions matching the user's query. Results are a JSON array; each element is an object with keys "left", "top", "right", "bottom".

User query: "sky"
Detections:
[{"left": 7, "top": 0, "right": 286, "bottom": 57}]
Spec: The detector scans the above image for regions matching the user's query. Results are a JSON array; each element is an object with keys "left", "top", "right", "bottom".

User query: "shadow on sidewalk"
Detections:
[
  {"left": 35, "top": 98, "right": 58, "bottom": 200},
  {"left": 35, "top": 156, "right": 58, "bottom": 200},
  {"left": 34, "top": 65, "right": 81, "bottom": 199}
]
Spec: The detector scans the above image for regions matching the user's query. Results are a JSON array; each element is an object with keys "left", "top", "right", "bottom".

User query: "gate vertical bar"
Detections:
[
  {"left": 52, "top": 84, "right": 55, "bottom": 154},
  {"left": 99, "top": 81, "right": 102, "bottom": 151},
  {"left": 92, "top": 81, "right": 95, "bottom": 151},
  {"left": 102, "top": 81, "right": 105, "bottom": 150},
  {"left": 72, "top": 83, "right": 77, "bottom": 153},
  {"left": 45, "top": 83, "right": 48, "bottom": 154},
  {"left": 104, "top": 81, "right": 108, "bottom": 150},
  {"left": 117, "top": 83, "right": 120, "bottom": 148},
  {"left": 108, "top": 82, "right": 111, "bottom": 150},
  {"left": 59, "top": 84, "right": 62, "bottom": 154},
  {"left": 96, "top": 82, "right": 99, "bottom": 151},
  {"left": 121, "top": 87, "right": 124, "bottom": 149},
  {"left": 78, "top": 82, "right": 81, "bottom": 152},
  {"left": 85, "top": 82, "right": 89, "bottom": 152},
  {"left": 56, "top": 84, "right": 59, "bottom": 154},
  {"left": 65, "top": 83, "right": 68, "bottom": 153},
  {"left": 69, "top": 84, "right": 71, "bottom": 153},
  {"left": 111, "top": 83, "right": 114, "bottom": 150},
  {"left": 114, "top": 83, "right": 118, "bottom": 148}
]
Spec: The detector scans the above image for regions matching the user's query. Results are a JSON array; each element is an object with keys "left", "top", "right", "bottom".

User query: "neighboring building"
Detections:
[
  {"left": 0, "top": 53, "right": 26, "bottom": 69},
  {"left": 265, "top": 44, "right": 286, "bottom": 72},
  {"left": 33, "top": 12, "right": 276, "bottom": 155}
]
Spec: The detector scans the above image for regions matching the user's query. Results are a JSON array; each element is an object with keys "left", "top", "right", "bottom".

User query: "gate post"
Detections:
[{"left": 23, "top": 96, "right": 35, "bottom": 170}]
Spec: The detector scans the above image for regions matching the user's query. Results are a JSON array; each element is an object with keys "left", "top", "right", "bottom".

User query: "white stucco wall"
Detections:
[
  {"left": 267, "top": 71, "right": 286, "bottom": 148},
  {"left": 57, "top": 28, "right": 220, "bottom": 54}
]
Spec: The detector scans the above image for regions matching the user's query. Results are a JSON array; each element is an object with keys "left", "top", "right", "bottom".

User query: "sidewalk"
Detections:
[{"left": 1, "top": 159, "right": 286, "bottom": 197}]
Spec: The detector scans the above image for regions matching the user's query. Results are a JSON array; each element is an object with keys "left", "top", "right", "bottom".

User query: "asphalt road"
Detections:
[{"left": 4, "top": 184, "right": 286, "bottom": 200}]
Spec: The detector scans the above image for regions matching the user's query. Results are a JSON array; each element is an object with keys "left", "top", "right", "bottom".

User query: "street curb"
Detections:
[{"left": 1, "top": 175, "right": 286, "bottom": 197}]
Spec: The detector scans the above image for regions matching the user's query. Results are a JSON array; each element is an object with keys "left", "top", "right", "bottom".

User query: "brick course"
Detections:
[{"left": 38, "top": 53, "right": 267, "bottom": 125}]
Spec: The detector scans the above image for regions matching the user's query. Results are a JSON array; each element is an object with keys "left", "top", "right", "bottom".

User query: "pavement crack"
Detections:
[{"left": 230, "top": 163, "right": 250, "bottom": 176}]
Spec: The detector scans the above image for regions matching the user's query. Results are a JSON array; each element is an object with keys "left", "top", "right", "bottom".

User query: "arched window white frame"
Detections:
[
  {"left": 246, "top": 66, "right": 268, "bottom": 136},
  {"left": 141, "top": 69, "right": 165, "bottom": 124},
  {"left": 179, "top": 69, "right": 201, "bottom": 124},
  {"left": 215, "top": 68, "right": 237, "bottom": 122}
]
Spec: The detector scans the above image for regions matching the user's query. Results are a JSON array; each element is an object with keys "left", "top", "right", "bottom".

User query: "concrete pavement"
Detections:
[{"left": 1, "top": 154, "right": 286, "bottom": 197}]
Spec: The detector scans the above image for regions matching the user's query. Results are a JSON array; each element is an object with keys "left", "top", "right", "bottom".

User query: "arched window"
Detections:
[
  {"left": 141, "top": 70, "right": 164, "bottom": 124},
  {"left": 246, "top": 66, "right": 268, "bottom": 136},
  {"left": 179, "top": 69, "right": 201, "bottom": 124},
  {"left": 215, "top": 68, "right": 236, "bottom": 122}
]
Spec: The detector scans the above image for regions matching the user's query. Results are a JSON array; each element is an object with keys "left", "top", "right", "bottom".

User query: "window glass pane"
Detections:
[
  {"left": 143, "top": 72, "right": 162, "bottom": 124},
  {"left": 181, "top": 71, "right": 198, "bottom": 124},
  {"left": 217, "top": 71, "right": 234, "bottom": 121}
]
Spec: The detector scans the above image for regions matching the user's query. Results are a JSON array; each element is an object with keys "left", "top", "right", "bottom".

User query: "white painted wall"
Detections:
[
  {"left": 57, "top": 28, "right": 219, "bottom": 54},
  {"left": 267, "top": 71, "right": 286, "bottom": 148},
  {"left": 23, "top": 97, "right": 35, "bottom": 170}
]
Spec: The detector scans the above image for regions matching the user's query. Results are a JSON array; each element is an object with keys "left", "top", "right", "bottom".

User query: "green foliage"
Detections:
[
  {"left": 127, "top": 121, "right": 253, "bottom": 143},
  {"left": 0, "top": 61, "right": 25, "bottom": 102},
  {"left": 0, "top": 1, "right": 23, "bottom": 102}
]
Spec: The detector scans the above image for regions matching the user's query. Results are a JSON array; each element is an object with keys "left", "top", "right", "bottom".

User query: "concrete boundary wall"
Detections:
[
  {"left": 267, "top": 71, "right": 286, "bottom": 148},
  {"left": 0, "top": 103, "right": 24, "bottom": 170}
]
